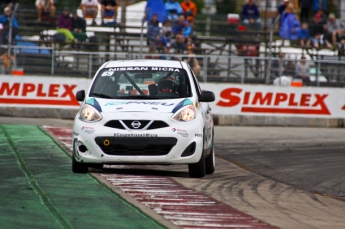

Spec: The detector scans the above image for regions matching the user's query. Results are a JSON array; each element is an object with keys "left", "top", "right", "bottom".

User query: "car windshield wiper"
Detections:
[
  {"left": 118, "top": 95, "right": 155, "bottom": 99},
  {"left": 90, "top": 93, "right": 113, "bottom": 99}
]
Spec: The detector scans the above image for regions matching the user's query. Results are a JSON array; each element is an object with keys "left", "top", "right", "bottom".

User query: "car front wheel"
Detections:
[
  {"left": 72, "top": 140, "right": 88, "bottom": 173},
  {"left": 188, "top": 151, "right": 206, "bottom": 178},
  {"left": 205, "top": 146, "right": 215, "bottom": 174}
]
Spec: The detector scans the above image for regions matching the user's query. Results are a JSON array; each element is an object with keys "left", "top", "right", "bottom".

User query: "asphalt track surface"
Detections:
[{"left": 1, "top": 117, "right": 345, "bottom": 229}]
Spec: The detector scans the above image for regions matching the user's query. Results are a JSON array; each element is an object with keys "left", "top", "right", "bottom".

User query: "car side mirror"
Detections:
[
  {"left": 76, "top": 90, "right": 85, "bottom": 102},
  {"left": 200, "top": 91, "right": 215, "bottom": 102}
]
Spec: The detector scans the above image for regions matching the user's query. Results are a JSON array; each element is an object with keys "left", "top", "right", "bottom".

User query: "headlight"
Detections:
[
  {"left": 172, "top": 105, "right": 196, "bottom": 121},
  {"left": 79, "top": 104, "right": 102, "bottom": 122}
]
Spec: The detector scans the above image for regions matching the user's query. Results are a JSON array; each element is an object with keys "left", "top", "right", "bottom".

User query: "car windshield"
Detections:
[{"left": 89, "top": 66, "right": 192, "bottom": 99}]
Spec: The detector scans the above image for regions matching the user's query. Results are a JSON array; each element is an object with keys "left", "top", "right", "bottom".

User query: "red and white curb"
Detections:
[{"left": 44, "top": 126, "right": 277, "bottom": 229}]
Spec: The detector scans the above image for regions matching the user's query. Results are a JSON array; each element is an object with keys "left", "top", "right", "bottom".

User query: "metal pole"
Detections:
[
  {"left": 266, "top": 15, "right": 280, "bottom": 84},
  {"left": 316, "top": 59, "right": 320, "bottom": 87},
  {"left": 7, "top": 3, "right": 19, "bottom": 74},
  {"left": 203, "top": 55, "right": 208, "bottom": 82},
  {"left": 89, "top": 53, "right": 93, "bottom": 78},
  {"left": 51, "top": 51, "right": 55, "bottom": 76}
]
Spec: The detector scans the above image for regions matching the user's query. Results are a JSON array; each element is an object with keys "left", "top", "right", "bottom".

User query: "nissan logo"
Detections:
[{"left": 131, "top": 121, "right": 141, "bottom": 129}]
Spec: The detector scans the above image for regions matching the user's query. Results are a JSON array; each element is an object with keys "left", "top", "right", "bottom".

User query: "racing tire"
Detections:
[
  {"left": 72, "top": 140, "right": 88, "bottom": 173},
  {"left": 188, "top": 151, "right": 206, "bottom": 178},
  {"left": 205, "top": 147, "right": 215, "bottom": 174}
]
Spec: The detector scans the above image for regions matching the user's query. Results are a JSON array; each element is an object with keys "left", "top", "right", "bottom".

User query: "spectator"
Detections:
[
  {"left": 295, "top": 55, "right": 310, "bottom": 84},
  {"left": 313, "top": 0, "right": 326, "bottom": 13},
  {"left": 277, "top": 0, "right": 289, "bottom": 16},
  {"left": 325, "top": 13, "right": 344, "bottom": 47},
  {"left": 159, "top": 19, "right": 173, "bottom": 54},
  {"left": 316, "top": 8, "right": 327, "bottom": 25},
  {"left": 279, "top": 3, "right": 300, "bottom": 44},
  {"left": 325, "top": 28, "right": 343, "bottom": 50},
  {"left": 337, "top": 36, "right": 345, "bottom": 56},
  {"left": 0, "top": 6, "right": 18, "bottom": 44},
  {"left": 80, "top": 0, "right": 98, "bottom": 25},
  {"left": 311, "top": 32, "right": 332, "bottom": 49},
  {"left": 183, "top": 43, "right": 201, "bottom": 76},
  {"left": 284, "top": 60, "right": 295, "bottom": 77},
  {"left": 172, "top": 14, "right": 190, "bottom": 52},
  {"left": 240, "top": 0, "right": 261, "bottom": 30},
  {"left": 299, "top": 22, "right": 310, "bottom": 48},
  {"left": 146, "top": 13, "right": 160, "bottom": 53},
  {"left": 309, "top": 13, "right": 325, "bottom": 42},
  {"left": 35, "top": 0, "right": 55, "bottom": 22},
  {"left": 299, "top": 0, "right": 312, "bottom": 22},
  {"left": 164, "top": 0, "right": 182, "bottom": 26},
  {"left": 180, "top": 0, "right": 197, "bottom": 23},
  {"left": 57, "top": 7, "right": 74, "bottom": 44},
  {"left": 71, "top": 10, "right": 87, "bottom": 42},
  {"left": 100, "top": 0, "right": 118, "bottom": 26}
]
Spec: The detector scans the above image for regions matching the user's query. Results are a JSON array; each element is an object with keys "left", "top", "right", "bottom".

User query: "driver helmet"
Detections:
[{"left": 158, "top": 76, "right": 177, "bottom": 93}]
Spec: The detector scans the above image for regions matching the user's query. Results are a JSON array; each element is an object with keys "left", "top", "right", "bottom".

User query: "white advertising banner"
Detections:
[
  {"left": 0, "top": 76, "right": 91, "bottom": 108},
  {"left": 1, "top": 76, "right": 345, "bottom": 118},
  {"left": 202, "top": 83, "right": 345, "bottom": 118}
]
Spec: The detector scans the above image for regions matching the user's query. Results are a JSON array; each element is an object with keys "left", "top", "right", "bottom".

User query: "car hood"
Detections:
[{"left": 85, "top": 97, "right": 194, "bottom": 113}]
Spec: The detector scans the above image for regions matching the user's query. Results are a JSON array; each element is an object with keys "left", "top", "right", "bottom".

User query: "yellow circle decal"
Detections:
[{"left": 104, "top": 139, "right": 110, "bottom": 146}]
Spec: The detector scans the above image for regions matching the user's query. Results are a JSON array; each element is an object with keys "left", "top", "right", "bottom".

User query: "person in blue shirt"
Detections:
[
  {"left": 146, "top": 13, "right": 160, "bottom": 53},
  {"left": 240, "top": 0, "right": 261, "bottom": 30},
  {"left": 279, "top": 3, "right": 301, "bottom": 44},
  {"left": 164, "top": 0, "right": 182, "bottom": 26},
  {"left": 298, "top": 22, "right": 310, "bottom": 48},
  {"left": 0, "top": 6, "right": 18, "bottom": 44}
]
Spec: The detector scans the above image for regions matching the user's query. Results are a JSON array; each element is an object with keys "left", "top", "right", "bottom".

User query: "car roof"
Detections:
[{"left": 103, "top": 59, "right": 184, "bottom": 68}]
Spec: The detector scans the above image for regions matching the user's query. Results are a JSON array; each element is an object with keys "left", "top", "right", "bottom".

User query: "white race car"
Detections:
[{"left": 72, "top": 59, "right": 215, "bottom": 178}]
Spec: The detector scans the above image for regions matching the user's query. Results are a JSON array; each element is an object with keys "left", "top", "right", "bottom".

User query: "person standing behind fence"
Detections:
[
  {"left": 146, "top": 13, "right": 160, "bottom": 53},
  {"left": 295, "top": 55, "right": 310, "bottom": 84},
  {"left": 35, "top": 0, "right": 55, "bottom": 22},
  {"left": 0, "top": 6, "right": 18, "bottom": 45},
  {"left": 164, "top": 0, "right": 182, "bottom": 26},
  {"left": 240, "top": 0, "right": 261, "bottom": 31},
  {"left": 299, "top": 0, "right": 311, "bottom": 23},
  {"left": 279, "top": 3, "right": 301, "bottom": 46},
  {"left": 57, "top": 7, "right": 74, "bottom": 44},
  {"left": 180, "top": 0, "right": 197, "bottom": 23},
  {"left": 71, "top": 10, "right": 87, "bottom": 42},
  {"left": 80, "top": 0, "right": 98, "bottom": 25},
  {"left": 100, "top": 0, "right": 118, "bottom": 26},
  {"left": 298, "top": 22, "right": 310, "bottom": 48}
]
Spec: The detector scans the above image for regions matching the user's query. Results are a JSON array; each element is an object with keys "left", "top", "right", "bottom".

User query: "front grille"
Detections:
[
  {"left": 104, "top": 120, "right": 125, "bottom": 129},
  {"left": 147, "top": 121, "right": 169, "bottom": 129},
  {"left": 104, "top": 120, "right": 169, "bottom": 130},
  {"left": 122, "top": 120, "right": 151, "bottom": 129},
  {"left": 95, "top": 137, "right": 177, "bottom": 156}
]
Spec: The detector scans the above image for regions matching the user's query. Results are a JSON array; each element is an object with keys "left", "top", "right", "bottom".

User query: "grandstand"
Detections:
[{"left": 1, "top": 1, "right": 345, "bottom": 87}]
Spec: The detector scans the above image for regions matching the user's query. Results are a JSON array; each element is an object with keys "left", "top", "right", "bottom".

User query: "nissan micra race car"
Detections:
[{"left": 72, "top": 59, "right": 215, "bottom": 178}]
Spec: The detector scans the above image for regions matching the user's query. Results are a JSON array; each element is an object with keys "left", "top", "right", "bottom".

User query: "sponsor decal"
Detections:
[
  {"left": 73, "top": 131, "right": 79, "bottom": 136},
  {"left": 104, "top": 101, "right": 175, "bottom": 106},
  {"left": 0, "top": 82, "right": 79, "bottom": 106},
  {"left": 195, "top": 133, "right": 202, "bottom": 137},
  {"left": 107, "top": 67, "right": 180, "bottom": 72},
  {"left": 177, "top": 132, "right": 189, "bottom": 137},
  {"left": 114, "top": 133, "right": 158, "bottom": 137},
  {"left": 172, "top": 128, "right": 188, "bottom": 137},
  {"left": 81, "top": 126, "right": 95, "bottom": 134},
  {"left": 217, "top": 88, "right": 331, "bottom": 115}
]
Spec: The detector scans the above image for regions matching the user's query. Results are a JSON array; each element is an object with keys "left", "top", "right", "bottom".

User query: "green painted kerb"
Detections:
[{"left": 0, "top": 124, "right": 165, "bottom": 229}]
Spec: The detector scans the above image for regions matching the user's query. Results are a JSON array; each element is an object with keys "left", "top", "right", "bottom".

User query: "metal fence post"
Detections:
[
  {"left": 51, "top": 51, "right": 55, "bottom": 76},
  {"left": 203, "top": 55, "right": 208, "bottom": 82},
  {"left": 316, "top": 59, "right": 320, "bottom": 87},
  {"left": 241, "top": 57, "right": 245, "bottom": 84},
  {"left": 89, "top": 53, "right": 93, "bottom": 79}
]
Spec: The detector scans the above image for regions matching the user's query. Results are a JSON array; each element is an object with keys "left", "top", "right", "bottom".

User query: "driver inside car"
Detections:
[{"left": 158, "top": 76, "right": 179, "bottom": 96}]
